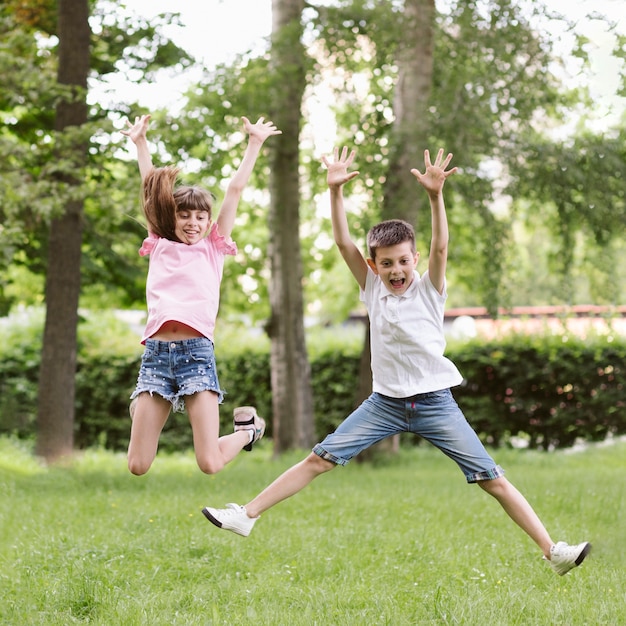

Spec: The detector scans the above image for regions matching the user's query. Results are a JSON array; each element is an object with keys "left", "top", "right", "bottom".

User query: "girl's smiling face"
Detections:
[
  {"left": 175, "top": 209, "right": 210, "bottom": 244},
  {"left": 367, "top": 241, "right": 419, "bottom": 295}
]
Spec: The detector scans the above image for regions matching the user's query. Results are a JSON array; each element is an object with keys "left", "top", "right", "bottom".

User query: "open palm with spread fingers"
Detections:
[
  {"left": 121, "top": 114, "right": 151, "bottom": 144},
  {"left": 243, "top": 116, "right": 282, "bottom": 143},
  {"left": 322, "top": 146, "right": 360, "bottom": 188},
  {"left": 411, "top": 148, "right": 457, "bottom": 195}
]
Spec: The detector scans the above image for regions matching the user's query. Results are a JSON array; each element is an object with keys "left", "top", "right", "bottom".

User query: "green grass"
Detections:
[{"left": 1, "top": 437, "right": 625, "bottom": 625}]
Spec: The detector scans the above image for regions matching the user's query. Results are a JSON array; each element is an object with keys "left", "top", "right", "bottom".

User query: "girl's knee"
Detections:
[
  {"left": 128, "top": 456, "right": 151, "bottom": 476},
  {"left": 196, "top": 457, "right": 225, "bottom": 475}
]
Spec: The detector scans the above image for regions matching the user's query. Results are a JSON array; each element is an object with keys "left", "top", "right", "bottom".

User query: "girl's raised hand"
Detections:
[
  {"left": 121, "top": 114, "right": 151, "bottom": 144},
  {"left": 243, "top": 116, "right": 282, "bottom": 143}
]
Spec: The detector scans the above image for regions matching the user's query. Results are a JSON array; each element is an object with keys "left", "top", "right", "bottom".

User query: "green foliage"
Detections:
[
  {"left": 90, "top": 5, "right": 193, "bottom": 79},
  {"left": 303, "top": 0, "right": 626, "bottom": 312},
  {"left": 0, "top": 309, "right": 43, "bottom": 435},
  {"left": 3, "top": 0, "right": 626, "bottom": 319},
  {"left": 1, "top": 437, "right": 624, "bottom": 624},
  {"left": 310, "top": 344, "right": 362, "bottom": 436},
  {"left": 506, "top": 129, "right": 626, "bottom": 303},
  {"left": 453, "top": 331, "right": 626, "bottom": 449},
  {"left": 1, "top": 311, "right": 625, "bottom": 452},
  {"left": 0, "top": 4, "right": 194, "bottom": 312}
]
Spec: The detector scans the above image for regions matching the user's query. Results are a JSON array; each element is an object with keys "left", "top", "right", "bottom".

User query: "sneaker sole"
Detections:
[
  {"left": 575, "top": 542, "right": 592, "bottom": 566},
  {"left": 554, "top": 542, "right": 593, "bottom": 575},
  {"left": 202, "top": 507, "right": 223, "bottom": 529},
  {"left": 201, "top": 507, "right": 251, "bottom": 537}
]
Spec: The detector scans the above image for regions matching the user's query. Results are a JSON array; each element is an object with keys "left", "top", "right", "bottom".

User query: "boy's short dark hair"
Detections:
[{"left": 367, "top": 219, "right": 416, "bottom": 259}]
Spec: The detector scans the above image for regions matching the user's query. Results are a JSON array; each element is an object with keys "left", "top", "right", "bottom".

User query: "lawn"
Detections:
[{"left": 1, "top": 436, "right": 624, "bottom": 625}]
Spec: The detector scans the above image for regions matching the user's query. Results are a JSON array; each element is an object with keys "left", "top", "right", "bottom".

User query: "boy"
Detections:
[{"left": 202, "top": 146, "right": 591, "bottom": 576}]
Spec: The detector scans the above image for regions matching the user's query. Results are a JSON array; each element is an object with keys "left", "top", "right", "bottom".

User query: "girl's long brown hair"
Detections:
[{"left": 142, "top": 167, "right": 214, "bottom": 242}]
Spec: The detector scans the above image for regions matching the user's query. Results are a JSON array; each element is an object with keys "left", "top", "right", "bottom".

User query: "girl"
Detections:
[{"left": 121, "top": 114, "right": 281, "bottom": 475}]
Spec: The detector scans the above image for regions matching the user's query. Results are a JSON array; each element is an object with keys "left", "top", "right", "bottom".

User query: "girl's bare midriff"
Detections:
[{"left": 151, "top": 321, "right": 204, "bottom": 341}]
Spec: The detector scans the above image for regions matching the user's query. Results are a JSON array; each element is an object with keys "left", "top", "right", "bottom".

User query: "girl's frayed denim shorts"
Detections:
[{"left": 130, "top": 337, "right": 224, "bottom": 413}]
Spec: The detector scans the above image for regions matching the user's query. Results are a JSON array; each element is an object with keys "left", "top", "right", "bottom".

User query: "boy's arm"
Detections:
[
  {"left": 217, "top": 116, "right": 281, "bottom": 240},
  {"left": 121, "top": 115, "right": 153, "bottom": 182},
  {"left": 410, "top": 149, "right": 457, "bottom": 295},
  {"left": 322, "top": 147, "right": 368, "bottom": 290}
]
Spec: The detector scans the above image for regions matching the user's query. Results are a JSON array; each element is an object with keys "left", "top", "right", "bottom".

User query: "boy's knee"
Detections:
[
  {"left": 305, "top": 452, "right": 336, "bottom": 474},
  {"left": 478, "top": 476, "right": 509, "bottom": 497}
]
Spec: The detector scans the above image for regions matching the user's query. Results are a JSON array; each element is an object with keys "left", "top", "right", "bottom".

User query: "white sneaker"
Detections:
[
  {"left": 202, "top": 503, "right": 258, "bottom": 537},
  {"left": 549, "top": 541, "right": 592, "bottom": 575}
]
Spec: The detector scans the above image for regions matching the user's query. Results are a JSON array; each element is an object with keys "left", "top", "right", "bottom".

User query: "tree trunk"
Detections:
[
  {"left": 35, "top": 0, "right": 90, "bottom": 462},
  {"left": 267, "top": 0, "right": 315, "bottom": 453},
  {"left": 357, "top": 0, "right": 436, "bottom": 460},
  {"left": 382, "top": 0, "right": 435, "bottom": 225}
]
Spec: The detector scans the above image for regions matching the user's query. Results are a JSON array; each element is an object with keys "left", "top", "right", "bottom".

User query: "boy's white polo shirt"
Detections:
[{"left": 361, "top": 267, "right": 463, "bottom": 398}]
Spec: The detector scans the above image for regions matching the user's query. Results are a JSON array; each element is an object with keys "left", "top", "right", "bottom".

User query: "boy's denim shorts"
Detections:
[
  {"left": 130, "top": 337, "right": 224, "bottom": 413},
  {"left": 313, "top": 389, "right": 504, "bottom": 483}
]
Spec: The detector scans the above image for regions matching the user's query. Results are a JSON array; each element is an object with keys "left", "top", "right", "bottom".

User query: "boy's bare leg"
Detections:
[
  {"left": 244, "top": 452, "right": 335, "bottom": 517},
  {"left": 202, "top": 452, "right": 335, "bottom": 536},
  {"left": 203, "top": 457, "right": 590, "bottom": 575},
  {"left": 478, "top": 476, "right": 554, "bottom": 558}
]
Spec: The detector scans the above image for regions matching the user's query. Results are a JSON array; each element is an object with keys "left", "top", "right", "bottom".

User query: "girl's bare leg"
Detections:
[
  {"left": 186, "top": 391, "right": 250, "bottom": 474},
  {"left": 478, "top": 476, "right": 554, "bottom": 558},
  {"left": 127, "top": 392, "right": 171, "bottom": 475}
]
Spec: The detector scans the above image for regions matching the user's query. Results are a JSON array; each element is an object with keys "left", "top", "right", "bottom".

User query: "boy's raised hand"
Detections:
[
  {"left": 322, "top": 146, "right": 360, "bottom": 188},
  {"left": 243, "top": 116, "right": 282, "bottom": 143},
  {"left": 121, "top": 114, "right": 151, "bottom": 144},
  {"left": 410, "top": 148, "right": 457, "bottom": 196}
]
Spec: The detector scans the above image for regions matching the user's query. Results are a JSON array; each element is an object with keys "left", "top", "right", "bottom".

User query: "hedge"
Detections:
[
  {"left": 452, "top": 333, "right": 626, "bottom": 449},
  {"left": 1, "top": 311, "right": 624, "bottom": 451}
]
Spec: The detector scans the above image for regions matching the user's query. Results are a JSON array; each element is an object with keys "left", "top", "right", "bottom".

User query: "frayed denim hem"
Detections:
[{"left": 130, "top": 387, "right": 224, "bottom": 414}]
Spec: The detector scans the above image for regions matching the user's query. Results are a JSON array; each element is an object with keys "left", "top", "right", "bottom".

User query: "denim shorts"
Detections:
[
  {"left": 313, "top": 389, "right": 504, "bottom": 483},
  {"left": 130, "top": 337, "right": 224, "bottom": 413}
]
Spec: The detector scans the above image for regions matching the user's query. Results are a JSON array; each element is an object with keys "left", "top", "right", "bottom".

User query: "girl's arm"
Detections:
[
  {"left": 217, "top": 116, "right": 281, "bottom": 239},
  {"left": 121, "top": 114, "right": 153, "bottom": 182}
]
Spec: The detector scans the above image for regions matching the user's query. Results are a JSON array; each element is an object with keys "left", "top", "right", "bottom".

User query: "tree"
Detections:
[
  {"left": 506, "top": 128, "right": 626, "bottom": 304},
  {"left": 304, "top": 0, "right": 599, "bottom": 459},
  {"left": 116, "top": 2, "right": 316, "bottom": 454},
  {"left": 382, "top": 0, "right": 436, "bottom": 225},
  {"left": 1, "top": 1, "right": 193, "bottom": 460},
  {"left": 367, "top": 0, "right": 437, "bottom": 456},
  {"left": 266, "top": 0, "right": 315, "bottom": 452},
  {"left": 314, "top": 0, "right": 575, "bottom": 311},
  {"left": 34, "top": 0, "right": 90, "bottom": 461},
  {"left": 1, "top": 4, "right": 193, "bottom": 313}
]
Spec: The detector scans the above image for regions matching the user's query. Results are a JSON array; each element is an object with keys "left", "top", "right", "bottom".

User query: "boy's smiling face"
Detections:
[{"left": 367, "top": 241, "right": 419, "bottom": 295}]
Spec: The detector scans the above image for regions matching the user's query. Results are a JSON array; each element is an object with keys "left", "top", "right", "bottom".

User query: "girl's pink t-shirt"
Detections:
[{"left": 138, "top": 223, "right": 237, "bottom": 343}]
